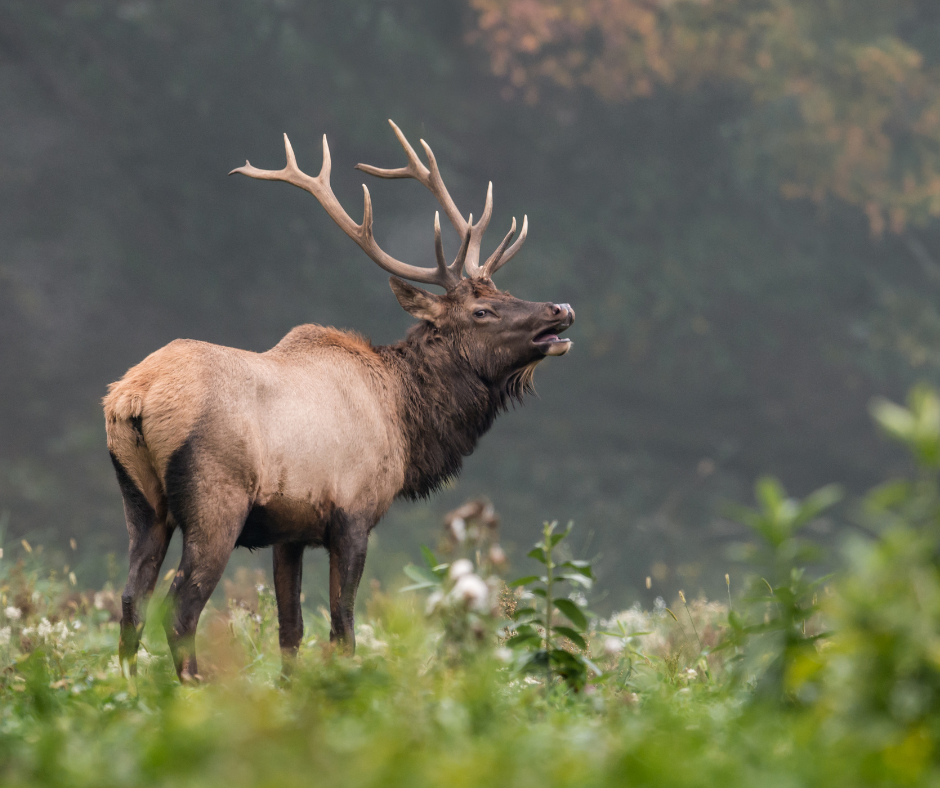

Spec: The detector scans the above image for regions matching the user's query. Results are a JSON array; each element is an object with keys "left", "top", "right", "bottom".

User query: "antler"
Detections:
[
  {"left": 230, "top": 133, "right": 464, "bottom": 289},
  {"left": 356, "top": 120, "right": 526, "bottom": 280},
  {"left": 230, "top": 121, "right": 526, "bottom": 288}
]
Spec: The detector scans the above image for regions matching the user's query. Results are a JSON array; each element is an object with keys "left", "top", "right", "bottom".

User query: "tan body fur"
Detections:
[{"left": 105, "top": 326, "right": 405, "bottom": 537}]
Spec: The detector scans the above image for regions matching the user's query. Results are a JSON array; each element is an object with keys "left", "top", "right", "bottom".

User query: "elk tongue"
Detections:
[{"left": 534, "top": 332, "right": 572, "bottom": 356}]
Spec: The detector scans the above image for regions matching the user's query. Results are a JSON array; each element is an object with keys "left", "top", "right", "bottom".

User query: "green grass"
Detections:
[{"left": 3, "top": 387, "right": 940, "bottom": 786}]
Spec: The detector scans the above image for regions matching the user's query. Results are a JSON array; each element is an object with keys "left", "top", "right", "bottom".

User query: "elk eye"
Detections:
[{"left": 474, "top": 309, "right": 492, "bottom": 318}]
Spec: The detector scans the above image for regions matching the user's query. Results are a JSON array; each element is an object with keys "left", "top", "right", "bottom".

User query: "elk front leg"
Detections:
[
  {"left": 273, "top": 542, "right": 305, "bottom": 673},
  {"left": 328, "top": 519, "right": 370, "bottom": 654}
]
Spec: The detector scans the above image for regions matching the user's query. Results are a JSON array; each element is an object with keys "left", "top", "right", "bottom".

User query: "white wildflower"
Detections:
[
  {"left": 494, "top": 647, "right": 513, "bottom": 663},
  {"left": 448, "top": 559, "right": 474, "bottom": 581},
  {"left": 488, "top": 544, "right": 506, "bottom": 567},
  {"left": 0, "top": 626, "right": 10, "bottom": 646},
  {"left": 355, "top": 623, "right": 387, "bottom": 652},
  {"left": 568, "top": 591, "right": 588, "bottom": 607},
  {"left": 21, "top": 626, "right": 34, "bottom": 637},
  {"left": 138, "top": 650, "right": 153, "bottom": 665},
  {"left": 448, "top": 517, "right": 467, "bottom": 544},
  {"left": 37, "top": 618, "right": 53, "bottom": 638},
  {"left": 685, "top": 667, "right": 698, "bottom": 681},
  {"left": 425, "top": 589, "right": 444, "bottom": 616},
  {"left": 452, "top": 573, "right": 490, "bottom": 612},
  {"left": 93, "top": 592, "right": 106, "bottom": 610},
  {"left": 54, "top": 621, "right": 70, "bottom": 641},
  {"left": 255, "top": 583, "right": 265, "bottom": 594},
  {"left": 72, "top": 620, "right": 82, "bottom": 630},
  {"left": 603, "top": 636, "right": 625, "bottom": 656},
  {"left": 4, "top": 606, "right": 21, "bottom": 621}
]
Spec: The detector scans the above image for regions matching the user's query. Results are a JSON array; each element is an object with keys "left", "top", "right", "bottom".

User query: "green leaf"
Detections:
[
  {"left": 792, "top": 484, "right": 843, "bottom": 528},
  {"left": 581, "top": 655, "right": 604, "bottom": 677},
  {"left": 530, "top": 588, "right": 547, "bottom": 599},
  {"left": 506, "top": 633, "right": 542, "bottom": 649},
  {"left": 553, "top": 598, "right": 588, "bottom": 630},
  {"left": 527, "top": 547, "right": 548, "bottom": 565},
  {"left": 509, "top": 575, "right": 541, "bottom": 588},
  {"left": 558, "top": 572, "right": 593, "bottom": 588},
  {"left": 558, "top": 560, "right": 595, "bottom": 579},
  {"left": 403, "top": 564, "right": 439, "bottom": 588},
  {"left": 549, "top": 521, "right": 574, "bottom": 547},
  {"left": 420, "top": 545, "right": 439, "bottom": 571},
  {"left": 553, "top": 626, "right": 587, "bottom": 650},
  {"left": 512, "top": 606, "right": 538, "bottom": 621}
]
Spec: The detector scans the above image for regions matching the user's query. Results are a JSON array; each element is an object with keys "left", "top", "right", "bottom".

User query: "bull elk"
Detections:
[{"left": 104, "top": 120, "right": 574, "bottom": 682}]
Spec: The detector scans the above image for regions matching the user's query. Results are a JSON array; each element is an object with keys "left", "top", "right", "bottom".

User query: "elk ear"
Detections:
[{"left": 389, "top": 277, "right": 446, "bottom": 322}]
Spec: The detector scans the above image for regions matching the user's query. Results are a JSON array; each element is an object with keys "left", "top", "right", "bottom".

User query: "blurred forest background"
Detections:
[{"left": 3, "top": 0, "right": 940, "bottom": 610}]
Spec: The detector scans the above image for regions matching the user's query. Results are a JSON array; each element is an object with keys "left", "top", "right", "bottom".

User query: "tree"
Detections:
[{"left": 470, "top": 0, "right": 940, "bottom": 234}]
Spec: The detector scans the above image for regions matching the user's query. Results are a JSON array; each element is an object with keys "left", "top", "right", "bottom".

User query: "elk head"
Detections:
[{"left": 230, "top": 119, "right": 574, "bottom": 388}]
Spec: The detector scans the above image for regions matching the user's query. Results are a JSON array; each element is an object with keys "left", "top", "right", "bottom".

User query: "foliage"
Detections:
[
  {"left": 7, "top": 383, "right": 940, "bottom": 784},
  {"left": 722, "top": 476, "right": 841, "bottom": 699},
  {"left": 504, "top": 520, "right": 600, "bottom": 691},
  {"left": 471, "top": 0, "right": 940, "bottom": 234}
]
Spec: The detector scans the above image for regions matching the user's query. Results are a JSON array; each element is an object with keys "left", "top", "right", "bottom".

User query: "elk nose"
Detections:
[{"left": 551, "top": 303, "right": 574, "bottom": 324}]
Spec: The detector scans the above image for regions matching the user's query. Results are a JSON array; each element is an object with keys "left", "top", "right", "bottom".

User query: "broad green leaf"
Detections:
[
  {"left": 403, "top": 564, "right": 439, "bottom": 587},
  {"left": 792, "top": 484, "right": 843, "bottom": 528},
  {"left": 553, "top": 598, "right": 588, "bottom": 630},
  {"left": 558, "top": 560, "right": 595, "bottom": 579},
  {"left": 506, "top": 633, "right": 542, "bottom": 649},
  {"left": 527, "top": 547, "right": 548, "bottom": 565},
  {"left": 553, "top": 626, "right": 587, "bottom": 650},
  {"left": 509, "top": 575, "right": 541, "bottom": 588},
  {"left": 558, "top": 572, "right": 593, "bottom": 588}
]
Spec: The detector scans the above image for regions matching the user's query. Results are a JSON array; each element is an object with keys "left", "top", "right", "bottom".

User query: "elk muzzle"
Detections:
[{"left": 534, "top": 303, "right": 575, "bottom": 357}]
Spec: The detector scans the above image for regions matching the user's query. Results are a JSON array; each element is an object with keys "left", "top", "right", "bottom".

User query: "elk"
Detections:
[{"left": 103, "top": 120, "right": 574, "bottom": 682}]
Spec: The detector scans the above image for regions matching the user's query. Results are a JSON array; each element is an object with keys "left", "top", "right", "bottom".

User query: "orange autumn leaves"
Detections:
[{"left": 470, "top": 0, "right": 940, "bottom": 234}]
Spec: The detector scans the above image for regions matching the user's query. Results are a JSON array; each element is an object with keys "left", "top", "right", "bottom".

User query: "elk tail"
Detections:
[{"left": 103, "top": 370, "right": 163, "bottom": 512}]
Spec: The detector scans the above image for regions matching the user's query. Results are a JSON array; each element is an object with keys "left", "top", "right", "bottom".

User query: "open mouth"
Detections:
[{"left": 533, "top": 327, "right": 572, "bottom": 357}]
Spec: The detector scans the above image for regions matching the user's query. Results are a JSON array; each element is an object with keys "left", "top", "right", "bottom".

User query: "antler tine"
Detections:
[
  {"left": 481, "top": 217, "right": 517, "bottom": 278},
  {"left": 463, "top": 182, "right": 494, "bottom": 278},
  {"left": 418, "top": 139, "right": 468, "bottom": 236},
  {"left": 433, "top": 211, "right": 447, "bottom": 274},
  {"left": 231, "top": 133, "right": 462, "bottom": 290},
  {"left": 356, "top": 120, "right": 469, "bottom": 238},
  {"left": 453, "top": 214, "right": 473, "bottom": 273},
  {"left": 486, "top": 215, "right": 528, "bottom": 277},
  {"left": 355, "top": 120, "right": 429, "bottom": 181}
]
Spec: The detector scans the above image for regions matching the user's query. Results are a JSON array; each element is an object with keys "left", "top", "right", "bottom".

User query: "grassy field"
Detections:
[{"left": 2, "top": 390, "right": 940, "bottom": 787}]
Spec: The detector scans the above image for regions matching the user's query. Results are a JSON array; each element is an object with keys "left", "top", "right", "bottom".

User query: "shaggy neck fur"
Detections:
[{"left": 379, "top": 322, "right": 538, "bottom": 500}]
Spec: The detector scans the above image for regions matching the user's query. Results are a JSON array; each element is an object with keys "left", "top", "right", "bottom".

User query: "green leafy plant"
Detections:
[
  {"left": 504, "top": 521, "right": 600, "bottom": 692},
  {"left": 721, "top": 477, "right": 842, "bottom": 700}
]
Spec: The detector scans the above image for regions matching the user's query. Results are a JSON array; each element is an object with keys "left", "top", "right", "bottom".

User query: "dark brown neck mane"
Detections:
[{"left": 379, "top": 322, "right": 536, "bottom": 500}]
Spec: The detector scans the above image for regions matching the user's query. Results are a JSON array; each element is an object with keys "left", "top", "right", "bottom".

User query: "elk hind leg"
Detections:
[
  {"left": 112, "top": 454, "right": 172, "bottom": 678},
  {"left": 163, "top": 477, "right": 249, "bottom": 682}
]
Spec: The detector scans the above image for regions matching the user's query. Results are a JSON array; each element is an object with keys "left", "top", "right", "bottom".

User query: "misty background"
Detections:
[{"left": 3, "top": 0, "right": 938, "bottom": 612}]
